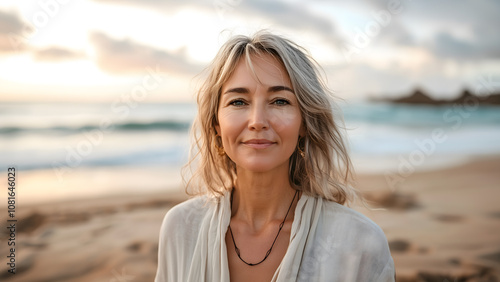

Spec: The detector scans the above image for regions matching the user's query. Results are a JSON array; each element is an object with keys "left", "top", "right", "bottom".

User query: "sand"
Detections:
[
  {"left": 358, "top": 156, "right": 500, "bottom": 281},
  {"left": 1, "top": 157, "right": 499, "bottom": 281}
]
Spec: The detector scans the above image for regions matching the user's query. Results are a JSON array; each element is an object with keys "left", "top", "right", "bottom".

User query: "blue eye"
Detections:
[
  {"left": 229, "top": 99, "right": 246, "bottom": 106},
  {"left": 273, "top": 99, "right": 290, "bottom": 105}
]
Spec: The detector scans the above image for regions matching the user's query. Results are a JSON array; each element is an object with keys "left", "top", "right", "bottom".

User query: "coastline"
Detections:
[{"left": 1, "top": 156, "right": 499, "bottom": 281}]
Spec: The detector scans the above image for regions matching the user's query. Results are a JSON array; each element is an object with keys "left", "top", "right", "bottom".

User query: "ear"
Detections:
[
  {"left": 215, "top": 124, "right": 221, "bottom": 136},
  {"left": 299, "top": 122, "right": 306, "bottom": 137}
]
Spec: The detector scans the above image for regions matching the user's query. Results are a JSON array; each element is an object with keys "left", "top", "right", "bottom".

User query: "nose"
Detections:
[{"left": 248, "top": 102, "right": 269, "bottom": 131}]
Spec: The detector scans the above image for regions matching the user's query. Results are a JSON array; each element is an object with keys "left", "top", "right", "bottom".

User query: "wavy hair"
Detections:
[{"left": 183, "top": 31, "right": 359, "bottom": 205}]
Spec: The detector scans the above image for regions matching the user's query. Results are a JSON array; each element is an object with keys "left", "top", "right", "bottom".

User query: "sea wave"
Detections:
[
  {"left": 0, "top": 120, "right": 192, "bottom": 135},
  {"left": 342, "top": 103, "right": 500, "bottom": 127}
]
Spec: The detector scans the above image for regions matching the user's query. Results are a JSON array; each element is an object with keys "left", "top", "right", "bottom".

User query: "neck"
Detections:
[{"left": 231, "top": 165, "right": 298, "bottom": 232}]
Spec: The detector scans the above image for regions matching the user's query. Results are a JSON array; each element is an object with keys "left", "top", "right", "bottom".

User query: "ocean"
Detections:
[{"left": 1, "top": 101, "right": 499, "bottom": 203}]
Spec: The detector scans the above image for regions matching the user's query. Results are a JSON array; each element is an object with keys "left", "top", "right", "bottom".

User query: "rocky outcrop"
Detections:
[{"left": 374, "top": 88, "right": 500, "bottom": 106}]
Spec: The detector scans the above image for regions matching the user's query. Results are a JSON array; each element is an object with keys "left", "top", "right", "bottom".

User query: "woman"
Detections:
[{"left": 155, "top": 31, "right": 395, "bottom": 282}]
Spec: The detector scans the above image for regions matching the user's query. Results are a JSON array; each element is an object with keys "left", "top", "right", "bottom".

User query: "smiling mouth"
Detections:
[{"left": 242, "top": 139, "right": 276, "bottom": 148}]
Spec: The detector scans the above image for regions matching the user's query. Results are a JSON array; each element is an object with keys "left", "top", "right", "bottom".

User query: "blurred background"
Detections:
[{"left": 1, "top": 0, "right": 499, "bottom": 281}]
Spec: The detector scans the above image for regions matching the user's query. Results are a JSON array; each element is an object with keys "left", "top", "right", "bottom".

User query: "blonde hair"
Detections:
[{"left": 183, "top": 31, "right": 359, "bottom": 205}]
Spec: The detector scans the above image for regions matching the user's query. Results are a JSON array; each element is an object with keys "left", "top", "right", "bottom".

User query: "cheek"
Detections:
[
  {"left": 271, "top": 110, "right": 302, "bottom": 136},
  {"left": 217, "top": 111, "right": 245, "bottom": 141}
]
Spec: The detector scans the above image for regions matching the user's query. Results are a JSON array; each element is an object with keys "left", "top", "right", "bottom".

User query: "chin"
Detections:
[
  {"left": 243, "top": 166, "right": 275, "bottom": 173},
  {"left": 229, "top": 152, "right": 291, "bottom": 173},
  {"left": 236, "top": 159, "right": 288, "bottom": 174}
]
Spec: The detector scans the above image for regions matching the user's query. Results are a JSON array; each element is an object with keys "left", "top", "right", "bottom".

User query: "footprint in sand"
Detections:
[
  {"left": 17, "top": 212, "right": 48, "bottom": 235},
  {"left": 480, "top": 251, "right": 500, "bottom": 264},
  {"left": 432, "top": 214, "right": 465, "bottom": 223},
  {"left": 388, "top": 239, "right": 411, "bottom": 253},
  {"left": 126, "top": 240, "right": 155, "bottom": 253},
  {"left": 363, "top": 191, "right": 419, "bottom": 210},
  {"left": 487, "top": 211, "right": 500, "bottom": 219}
]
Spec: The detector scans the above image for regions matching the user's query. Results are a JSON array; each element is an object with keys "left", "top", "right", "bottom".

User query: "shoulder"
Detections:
[
  {"left": 159, "top": 196, "right": 213, "bottom": 239},
  {"left": 312, "top": 198, "right": 394, "bottom": 279},
  {"left": 164, "top": 196, "right": 209, "bottom": 220},
  {"left": 320, "top": 199, "right": 387, "bottom": 241},
  {"left": 155, "top": 196, "right": 219, "bottom": 281},
  {"left": 315, "top": 198, "right": 392, "bottom": 259}
]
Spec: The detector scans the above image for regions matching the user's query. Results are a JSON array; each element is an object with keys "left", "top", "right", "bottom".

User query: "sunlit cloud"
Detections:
[
  {"left": 33, "top": 46, "right": 85, "bottom": 61},
  {"left": 0, "top": 8, "right": 33, "bottom": 53},
  {"left": 89, "top": 32, "right": 203, "bottom": 75}
]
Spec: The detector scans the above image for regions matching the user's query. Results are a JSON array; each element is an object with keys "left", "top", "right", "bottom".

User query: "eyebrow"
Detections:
[{"left": 223, "top": 85, "right": 294, "bottom": 95}]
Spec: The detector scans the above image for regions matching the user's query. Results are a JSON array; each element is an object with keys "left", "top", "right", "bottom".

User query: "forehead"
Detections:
[{"left": 223, "top": 53, "right": 292, "bottom": 89}]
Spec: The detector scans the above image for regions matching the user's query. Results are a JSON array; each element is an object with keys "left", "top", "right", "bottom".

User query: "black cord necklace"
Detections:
[{"left": 228, "top": 189, "right": 299, "bottom": 266}]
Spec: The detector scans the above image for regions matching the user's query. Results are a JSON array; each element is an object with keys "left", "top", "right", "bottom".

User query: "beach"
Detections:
[
  {"left": 1, "top": 156, "right": 499, "bottom": 281},
  {"left": 358, "top": 156, "right": 500, "bottom": 281},
  {"left": 2, "top": 0, "right": 500, "bottom": 280}
]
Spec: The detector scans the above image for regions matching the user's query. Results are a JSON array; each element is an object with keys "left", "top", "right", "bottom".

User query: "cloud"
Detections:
[
  {"left": 0, "top": 9, "right": 30, "bottom": 35},
  {"left": 430, "top": 32, "right": 475, "bottom": 60},
  {"left": 89, "top": 32, "right": 202, "bottom": 75},
  {"left": 92, "top": 0, "right": 338, "bottom": 38},
  {"left": 238, "top": 0, "right": 335, "bottom": 35},
  {"left": 376, "top": 20, "right": 415, "bottom": 46},
  {"left": 331, "top": 62, "right": 415, "bottom": 98},
  {"left": 317, "top": 0, "right": 500, "bottom": 61},
  {"left": 0, "top": 9, "right": 34, "bottom": 53},
  {"left": 405, "top": 0, "right": 500, "bottom": 60},
  {"left": 429, "top": 32, "right": 500, "bottom": 61},
  {"left": 33, "top": 47, "right": 86, "bottom": 61}
]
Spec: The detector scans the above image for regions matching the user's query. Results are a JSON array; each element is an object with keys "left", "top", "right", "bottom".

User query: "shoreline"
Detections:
[
  {"left": 13, "top": 153, "right": 499, "bottom": 207},
  {"left": 0, "top": 156, "right": 499, "bottom": 281}
]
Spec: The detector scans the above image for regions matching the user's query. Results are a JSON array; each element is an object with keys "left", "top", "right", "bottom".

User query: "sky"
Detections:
[{"left": 0, "top": 0, "right": 499, "bottom": 102}]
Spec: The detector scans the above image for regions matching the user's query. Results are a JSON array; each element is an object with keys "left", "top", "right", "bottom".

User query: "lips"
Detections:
[{"left": 242, "top": 139, "right": 275, "bottom": 149}]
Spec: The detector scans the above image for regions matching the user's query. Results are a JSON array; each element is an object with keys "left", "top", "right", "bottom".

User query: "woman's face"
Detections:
[{"left": 216, "top": 53, "right": 304, "bottom": 173}]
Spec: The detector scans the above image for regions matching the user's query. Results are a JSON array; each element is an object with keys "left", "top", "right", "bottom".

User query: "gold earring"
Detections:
[
  {"left": 215, "top": 144, "right": 225, "bottom": 156},
  {"left": 297, "top": 137, "right": 305, "bottom": 158},
  {"left": 297, "top": 146, "right": 305, "bottom": 158},
  {"left": 215, "top": 136, "right": 225, "bottom": 156}
]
